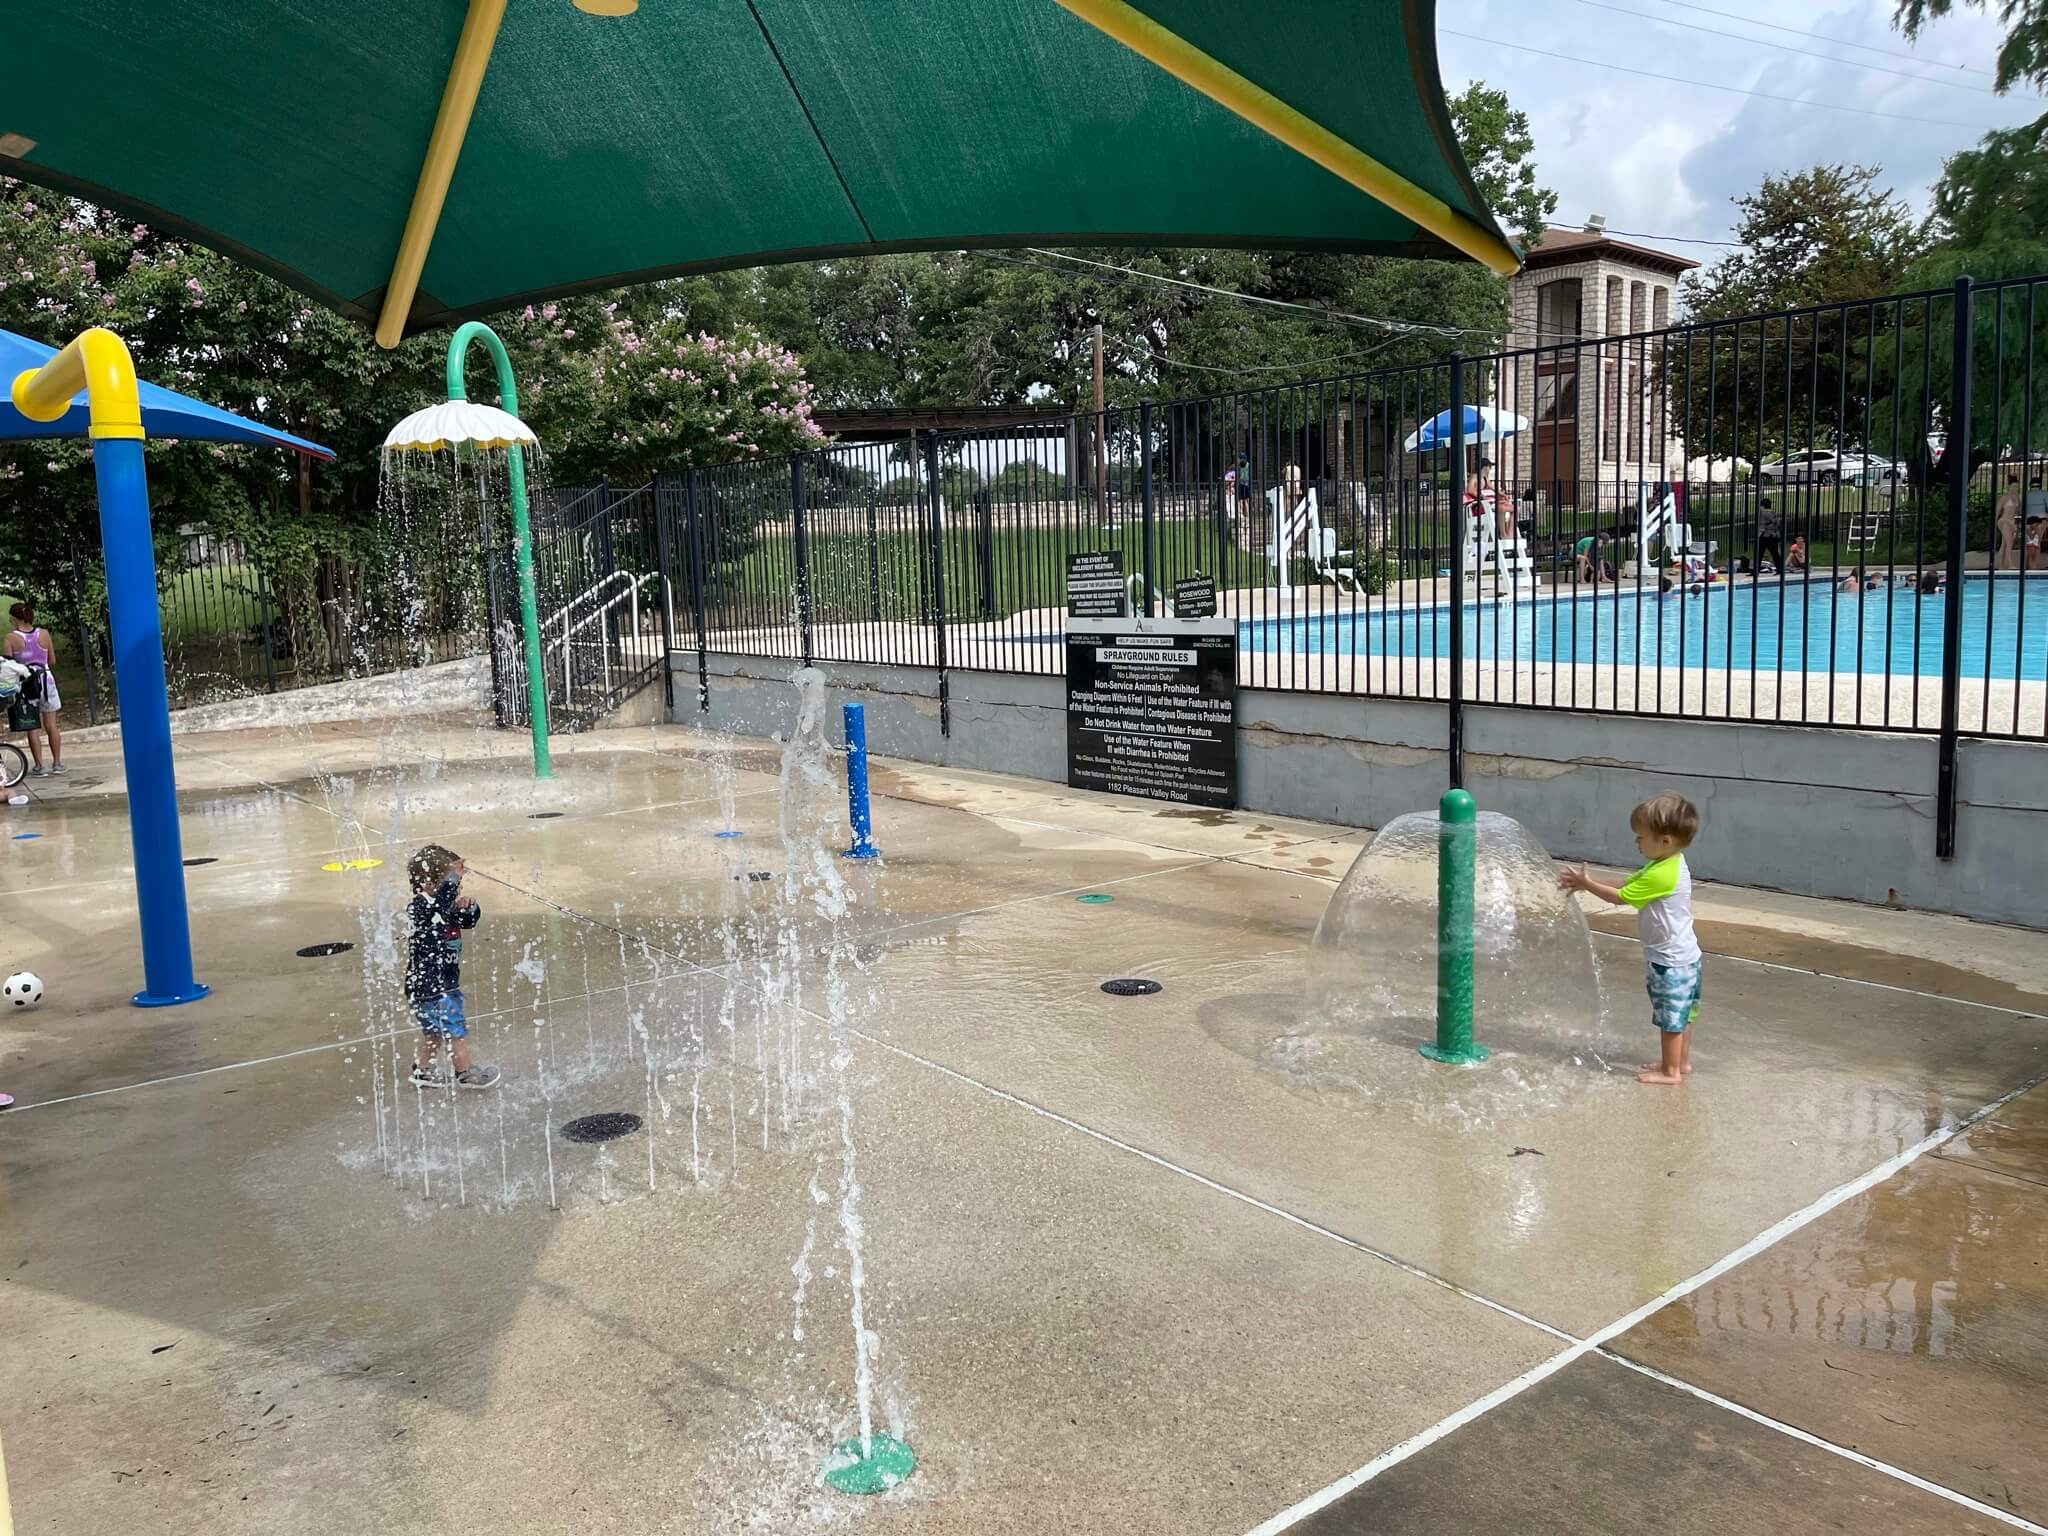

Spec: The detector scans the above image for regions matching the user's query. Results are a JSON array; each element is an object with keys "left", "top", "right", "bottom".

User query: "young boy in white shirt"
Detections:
[{"left": 1559, "top": 793, "right": 1703, "bottom": 1086}]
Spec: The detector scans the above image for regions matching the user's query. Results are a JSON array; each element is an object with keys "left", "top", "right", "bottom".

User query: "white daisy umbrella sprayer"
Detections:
[{"left": 381, "top": 323, "right": 552, "bottom": 777}]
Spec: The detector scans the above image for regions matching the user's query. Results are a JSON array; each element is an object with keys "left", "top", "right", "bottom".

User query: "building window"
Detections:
[
  {"left": 1629, "top": 281, "right": 1647, "bottom": 336},
  {"left": 1537, "top": 279, "right": 1582, "bottom": 344},
  {"left": 1605, "top": 276, "right": 1624, "bottom": 336},
  {"left": 1653, "top": 285, "right": 1671, "bottom": 330}
]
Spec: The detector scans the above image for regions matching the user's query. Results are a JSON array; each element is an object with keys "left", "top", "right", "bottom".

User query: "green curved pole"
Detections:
[
  {"left": 448, "top": 320, "right": 551, "bottom": 778},
  {"left": 1420, "top": 787, "right": 1487, "bottom": 1064}
]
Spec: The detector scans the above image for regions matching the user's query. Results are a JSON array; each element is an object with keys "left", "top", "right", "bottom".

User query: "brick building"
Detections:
[{"left": 1503, "top": 217, "right": 1698, "bottom": 509}]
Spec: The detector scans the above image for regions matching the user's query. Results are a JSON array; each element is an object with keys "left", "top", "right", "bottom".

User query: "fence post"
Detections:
[
  {"left": 1140, "top": 400, "right": 1157, "bottom": 616},
  {"left": 791, "top": 451, "right": 813, "bottom": 668},
  {"left": 255, "top": 556, "right": 279, "bottom": 694},
  {"left": 652, "top": 472, "right": 677, "bottom": 711},
  {"left": 924, "top": 431, "right": 951, "bottom": 737},
  {"left": 865, "top": 492, "right": 883, "bottom": 623},
  {"left": 1447, "top": 356, "right": 1467, "bottom": 790},
  {"left": 1937, "top": 276, "right": 1973, "bottom": 860},
  {"left": 68, "top": 536, "right": 100, "bottom": 726},
  {"left": 686, "top": 467, "right": 710, "bottom": 712}
]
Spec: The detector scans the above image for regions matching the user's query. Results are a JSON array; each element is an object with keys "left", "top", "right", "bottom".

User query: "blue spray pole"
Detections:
[
  {"left": 97, "top": 439, "right": 208, "bottom": 1006},
  {"left": 843, "top": 702, "right": 879, "bottom": 860},
  {"left": 12, "top": 330, "right": 206, "bottom": 1007}
]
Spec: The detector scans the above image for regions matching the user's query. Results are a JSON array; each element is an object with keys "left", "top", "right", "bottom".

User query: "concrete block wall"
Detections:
[{"left": 674, "top": 653, "right": 2047, "bottom": 928}]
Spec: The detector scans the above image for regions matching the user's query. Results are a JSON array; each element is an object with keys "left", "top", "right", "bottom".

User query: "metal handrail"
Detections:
[
  {"left": 558, "top": 572, "right": 665, "bottom": 703},
  {"left": 541, "top": 568, "right": 638, "bottom": 633}
]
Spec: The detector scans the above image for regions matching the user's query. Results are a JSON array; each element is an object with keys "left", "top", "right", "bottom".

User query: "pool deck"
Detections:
[{"left": 2, "top": 714, "right": 2045, "bottom": 1534}]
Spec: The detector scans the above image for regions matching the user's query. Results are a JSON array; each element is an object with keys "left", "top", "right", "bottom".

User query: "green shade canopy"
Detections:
[{"left": 0, "top": 0, "right": 1513, "bottom": 341}]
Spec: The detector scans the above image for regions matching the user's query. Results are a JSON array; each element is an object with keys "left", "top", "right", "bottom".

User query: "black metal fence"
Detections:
[
  {"left": 507, "top": 274, "right": 2037, "bottom": 856},
  {"left": 603, "top": 276, "right": 2029, "bottom": 770},
  {"left": 54, "top": 503, "right": 490, "bottom": 726}
]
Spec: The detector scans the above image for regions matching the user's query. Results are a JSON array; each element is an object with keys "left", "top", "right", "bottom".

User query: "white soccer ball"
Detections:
[{"left": 3, "top": 972, "right": 43, "bottom": 1008}]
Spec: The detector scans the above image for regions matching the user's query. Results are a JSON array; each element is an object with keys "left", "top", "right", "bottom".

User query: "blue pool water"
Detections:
[{"left": 1241, "top": 574, "right": 2048, "bottom": 680}]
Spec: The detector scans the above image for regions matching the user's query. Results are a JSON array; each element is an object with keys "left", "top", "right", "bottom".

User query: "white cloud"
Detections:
[{"left": 1438, "top": 0, "right": 2036, "bottom": 248}]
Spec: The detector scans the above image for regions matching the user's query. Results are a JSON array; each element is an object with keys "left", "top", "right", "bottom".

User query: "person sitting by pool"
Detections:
[
  {"left": 1575, "top": 530, "right": 1614, "bottom": 584},
  {"left": 1786, "top": 536, "right": 1808, "bottom": 573},
  {"left": 1465, "top": 457, "right": 1515, "bottom": 541}
]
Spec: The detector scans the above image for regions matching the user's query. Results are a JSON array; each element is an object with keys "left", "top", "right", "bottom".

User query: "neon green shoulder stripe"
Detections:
[{"left": 1618, "top": 856, "right": 1681, "bottom": 910}]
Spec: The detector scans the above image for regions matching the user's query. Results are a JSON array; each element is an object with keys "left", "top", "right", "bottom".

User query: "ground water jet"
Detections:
[{"left": 1276, "top": 792, "right": 1608, "bottom": 1111}]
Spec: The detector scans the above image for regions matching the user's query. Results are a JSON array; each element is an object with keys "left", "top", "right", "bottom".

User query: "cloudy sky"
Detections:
[{"left": 1436, "top": 0, "right": 2042, "bottom": 255}]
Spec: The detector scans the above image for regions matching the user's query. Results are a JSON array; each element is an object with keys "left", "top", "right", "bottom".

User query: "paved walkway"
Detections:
[{"left": 0, "top": 714, "right": 2042, "bottom": 1533}]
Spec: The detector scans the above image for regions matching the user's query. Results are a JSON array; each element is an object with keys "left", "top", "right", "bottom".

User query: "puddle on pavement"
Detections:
[
  {"left": 1638, "top": 1150, "right": 2048, "bottom": 1370},
  {"left": 1589, "top": 914, "right": 2048, "bottom": 1015}
]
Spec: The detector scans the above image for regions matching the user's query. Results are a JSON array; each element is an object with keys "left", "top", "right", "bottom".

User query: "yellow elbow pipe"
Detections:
[
  {"left": 1052, "top": 0, "right": 1521, "bottom": 277},
  {"left": 9, "top": 326, "right": 144, "bottom": 440},
  {"left": 375, "top": 0, "right": 508, "bottom": 348}
]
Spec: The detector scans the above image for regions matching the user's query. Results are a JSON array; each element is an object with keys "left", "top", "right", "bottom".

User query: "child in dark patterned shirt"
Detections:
[{"left": 406, "top": 844, "right": 498, "bottom": 1089}]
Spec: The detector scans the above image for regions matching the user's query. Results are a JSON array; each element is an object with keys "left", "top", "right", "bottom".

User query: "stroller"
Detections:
[{"left": 0, "top": 658, "right": 38, "bottom": 788}]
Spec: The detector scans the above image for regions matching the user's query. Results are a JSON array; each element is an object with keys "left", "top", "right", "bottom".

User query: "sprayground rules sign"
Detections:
[{"left": 1065, "top": 615, "right": 1237, "bottom": 808}]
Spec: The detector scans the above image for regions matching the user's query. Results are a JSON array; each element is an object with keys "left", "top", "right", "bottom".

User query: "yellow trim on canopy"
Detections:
[
  {"left": 1052, "top": 0, "right": 1520, "bottom": 277},
  {"left": 9, "top": 327, "right": 145, "bottom": 440},
  {"left": 375, "top": 0, "right": 509, "bottom": 348}
]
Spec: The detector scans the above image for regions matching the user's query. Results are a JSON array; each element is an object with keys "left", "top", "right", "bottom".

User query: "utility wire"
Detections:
[
  {"left": 1546, "top": 223, "right": 1745, "bottom": 247},
  {"left": 1124, "top": 337, "right": 1407, "bottom": 376},
  {"left": 1441, "top": 30, "right": 1994, "bottom": 129},
  {"left": 1564, "top": 0, "right": 2011, "bottom": 96},
  {"left": 1646, "top": 0, "right": 2003, "bottom": 78},
  {"left": 1018, "top": 247, "right": 1502, "bottom": 338}
]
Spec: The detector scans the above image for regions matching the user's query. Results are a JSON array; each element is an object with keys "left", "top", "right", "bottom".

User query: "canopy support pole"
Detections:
[
  {"left": 10, "top": 329, "right": 208, "bottom": 1007},
  {"left": 375, "top": 0, "right": 508, "bottom": 348},
  {"left": 1051, "top": 0, "right": 1520, "bottom": 276}
]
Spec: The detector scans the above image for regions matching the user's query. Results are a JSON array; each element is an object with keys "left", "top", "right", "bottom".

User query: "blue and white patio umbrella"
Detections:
[{"left": 1403, "top": 404, "right": 1529, "bottom": 453}]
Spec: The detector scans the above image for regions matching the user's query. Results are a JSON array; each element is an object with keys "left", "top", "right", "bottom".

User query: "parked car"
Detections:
[{"left": 1758, "top": 450, "right": 1903, "bottom": 485}]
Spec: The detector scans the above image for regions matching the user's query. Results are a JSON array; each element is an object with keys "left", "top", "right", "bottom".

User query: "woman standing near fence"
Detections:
[{"left": 6, "top": 603, "right": 64, "bottom": 775}]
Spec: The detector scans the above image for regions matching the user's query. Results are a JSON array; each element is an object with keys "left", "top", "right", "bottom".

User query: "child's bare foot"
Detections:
[
  {"left": 1639, "top": 1061, "right": 1693, "bottom": 1074},
  {"left": 1635, "top": 1068, "right": 1685, "bottom": 1085}
]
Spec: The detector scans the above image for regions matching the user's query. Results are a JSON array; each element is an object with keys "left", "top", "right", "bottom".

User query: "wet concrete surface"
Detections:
[
  {"left": 2, "top": 714, "right": 2045, "bottom": 1533},
  {"left": 1291, "top": 1354, "right": 2016, "bottom": 1535},
  {"left": 1614, "top": 1082, "right": 2048, "bottom": 1524}
]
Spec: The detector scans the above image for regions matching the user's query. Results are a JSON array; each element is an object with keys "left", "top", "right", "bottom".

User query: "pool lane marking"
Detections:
[{"left": 1239, "top": 1067, "right": 2048, "bottom": 1535}]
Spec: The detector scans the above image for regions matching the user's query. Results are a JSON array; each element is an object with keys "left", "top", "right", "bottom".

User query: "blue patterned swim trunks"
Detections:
[{"left": 1646, "top": 961, "right": 1702, "bottom": 1034}]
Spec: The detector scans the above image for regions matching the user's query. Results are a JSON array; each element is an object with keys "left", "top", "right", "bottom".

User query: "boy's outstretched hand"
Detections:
[{"left": 1557, "top": 863, "right": 1594, "bottom": 893}]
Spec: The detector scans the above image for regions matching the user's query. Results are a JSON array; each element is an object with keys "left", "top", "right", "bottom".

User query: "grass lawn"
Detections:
[{"left": 715, "top": 523, "right": 1300, "bottom": 624}]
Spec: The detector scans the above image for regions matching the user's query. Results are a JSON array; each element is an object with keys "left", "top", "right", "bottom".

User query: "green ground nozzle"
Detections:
[
  {"left": 823, "top": 1433, "right": 916, "bottom": 1495},
  {"left": 1420, "top": 787, "right": 1489, "bottom": 1065}
]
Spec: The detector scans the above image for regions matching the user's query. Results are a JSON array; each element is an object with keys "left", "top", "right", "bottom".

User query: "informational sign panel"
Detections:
[
  {"left": 1172, "top": 574, "right": 1217, "bottom": 619},
  {"left": 1066, "top": 615, "right": 1237, "bottom": 809},
  {"left": 1066, "top": 550, "right": 1128, "bottom": 619}
]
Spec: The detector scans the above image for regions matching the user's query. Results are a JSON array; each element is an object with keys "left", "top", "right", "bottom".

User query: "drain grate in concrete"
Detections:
[
  {"left": 297, "top": 942, "right": 355, "bottom": 958},
  {"left": 561, "top": 1112, "right": 644, "bottom": 1144},
  {"left": 1101, "top": 978, "right": 1162, "bottom": 996},
  {"left": 183, "top": 857, "right": 218, "bottom": 867},
  {"left": 528, "top": 811, "right": 564, "bottom": 820}
]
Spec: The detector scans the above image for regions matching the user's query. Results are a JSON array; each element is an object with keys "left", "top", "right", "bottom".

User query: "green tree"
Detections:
[
  {"left": 1895, "top": 0, "right": 2048, "bottom": 92},
  {"left": 1674, "top": 165, "right": 1923, "bottom": 460},
  {"left": 1684, "top": 164, "right": 1922, "bottom": 318},
  {"left": 1445, "top": 82, "right": 1558, "bottom": 248},
  {"left": 1923, "top": 118, "right": 2048, "bottom": 271}
]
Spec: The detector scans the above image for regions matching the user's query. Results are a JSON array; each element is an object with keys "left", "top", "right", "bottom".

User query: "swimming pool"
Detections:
[{"left": 1241, "top": 574, "right": 2048, "bottom": 681}]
